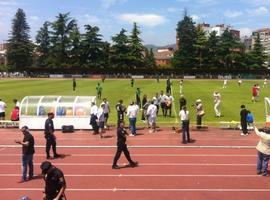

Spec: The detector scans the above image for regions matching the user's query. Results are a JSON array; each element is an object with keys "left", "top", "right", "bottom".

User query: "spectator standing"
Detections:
[
  {"left": 146, "top": 101, "right": 157, "bottom": 133},
  {"left": 116, "top": 100, "right": 126, "bottom": 127},
  {"left": 0, "top": 98, "right": 7, "bottom": 120},
  {"left": 135, "top": 88, "right": 141, "bottom": 108},
  {"left": 126, "top": 102, "right": 139, "bottom": 136},
  {"left": 96, "top": 83, "right": 103, "bottom": 100},
  {"left": 254, "top": 126, "right": 270, "bottom": 176},
  {"left": 240, "top": 105, "right": 249, "bottom": 136},
  {"left": 213, "top": 91, "right": 221, "bottom": 117},
  {"left": 179, "top": 79, "right": 183, "bottom": 94},
  {"left": 179, "top": 106, "right": 190, "bottom": 144},
  {"left": 90, "top": 102, "right": 99, "bottom": 134},
  {"left": 165, "top": 93, "right": 174, "bottom": 117},
  {"left": 101, "top": 98, "right": 110, "bottom": 129},
  {"left": 263, "top": 79, "right": 267, "bottom": 88},
  {"left": 141, "top": 95, "right": 148, "bottom": 122},
  {"left": 153, "top": 93, "right": 160, "bottom": 115},
  {"left": 179, "top": 95, "right": 187, "bottom": 110},
  {"left": 72, "top": 78, "right": 76, "bottom": 92},
  {"left": 160, "top": 91, "right": 167, "bottom": 116},
  {"left": 195, "top": 99, "right": 204, "bottom": 129},
  {"left": 223, "top": 79, "right": 228, "bottom": 88},
  {"left": 97, "top": 104, "right": 106, "bottom": 138},
  {"left": 252, "top": 84, "right": 258, "bottom": 102},
  {"left": 131, "top": 78, "right": 134, "bottom": 87},
  {"left": 13, "top": 99, "right": 20, "bottom": 108},
  {"left": 166, "top": 78, "right": 172, "bottom": 94},
  {"left": 15, "top": 126, "right": 35, "bottom": 182},
  {"left": 40, "top": 161, "right": 66, "bottom": 200}
]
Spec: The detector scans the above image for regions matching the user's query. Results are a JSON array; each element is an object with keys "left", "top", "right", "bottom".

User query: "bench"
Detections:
[
  {"left": 219, "top": 121, "right": 240, "bottom": 130},
  {"left": 0, "top": 120, "right": 19, "bottom": 128}
]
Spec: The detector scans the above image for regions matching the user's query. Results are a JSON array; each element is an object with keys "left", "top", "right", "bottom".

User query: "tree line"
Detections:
[
  {"left": 5, "top": 9, "right": 268, "bottom": 73},
  {"left": 172, "top": 11, "right": 267, "bottom": 69}
]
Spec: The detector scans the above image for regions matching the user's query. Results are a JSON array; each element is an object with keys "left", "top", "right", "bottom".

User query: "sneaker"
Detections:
[
  {"left": 129, "top": 134, "right": 135, "bottom": 136},
  {"left": 262, "top": 173, "right": 269, "bottom": 177},
  {"left": 257, "top": 171, "right": 262, "bottom": 175},
  {"left": 18, "top": 178, "right": 27, "bottom": 183},
  {"left": 46, "top": 156, "right": 52, "bottom": 159},
  {"left": 241, "top": 133, "right": 245, "bottom": 136},
  {"left": 112, "top": 165, "right": 120, "bottom": 169}
]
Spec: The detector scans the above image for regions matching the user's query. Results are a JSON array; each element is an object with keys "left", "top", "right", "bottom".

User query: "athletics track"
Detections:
[{"left": 0, "top": 127, "right": 269, "bottom": 200}]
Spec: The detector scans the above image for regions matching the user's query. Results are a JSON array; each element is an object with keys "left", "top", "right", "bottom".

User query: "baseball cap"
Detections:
[{"left": 40, "top": 161, "right": 52, "bottom": 174}]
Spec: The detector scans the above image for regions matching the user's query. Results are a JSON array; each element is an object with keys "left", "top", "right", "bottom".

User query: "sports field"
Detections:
[{"left": 0, "top": 78, "right": 269, "bottom": 126}]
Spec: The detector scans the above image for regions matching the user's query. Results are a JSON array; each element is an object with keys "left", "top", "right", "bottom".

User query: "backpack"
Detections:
[{"left": 246, "top": 113, "right": 254, "bottom": 123}]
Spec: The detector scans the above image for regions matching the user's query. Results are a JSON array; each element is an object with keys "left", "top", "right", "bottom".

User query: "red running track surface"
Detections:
[{"left": 0, "top": 127, "right": 268, "bottom": 200}]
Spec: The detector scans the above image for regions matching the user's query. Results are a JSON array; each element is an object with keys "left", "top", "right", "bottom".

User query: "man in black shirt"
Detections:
[
  {"left": 40, "top": 161, "right": 66, "bottom": 200},
  {"left": 15, "top": 126, "right": 35, "bottom": 182},
  {"left": 115, "top": 100, "right": 126, "bottom": 127},
  {"left": 179, "top": 95, "right": 187, "bottom": 110},
  {"left": 240, "top": 105, "right": 249, "bottom": 136},
  {"left": 44, "top": 113, "right": 60, "bottom": 159},
  {"left": 112, "top": 122, "right": 138, "bottom": 169},
  {"left": 72, "top": 78, "right": 76, "bottom": 92}
]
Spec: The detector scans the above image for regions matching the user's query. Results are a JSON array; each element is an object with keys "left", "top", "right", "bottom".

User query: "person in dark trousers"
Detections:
[
  {"left": 116, "top": 99, "right": 126, "bottom": 127},
  {"left": 72, "top": 78, "right": 76, "bottom": 91},
  {"left": 179, "top": 95, "right": 187, "bottom": 110},
  {"left": 136, "top": 88, "right": 141, "bottom": 108},
  {"left": 131, "top": 78, "right": 134, "bottom": 87},
  {"left": 141, "top": 95, "right": 148, "bottom": 121},
  {"left": 240, "top": 105, "right": 249, "bottom": 136},
  {"left": 40, "top": 161, "right": 66, "bottom": 200},
  {"left": 112, "top": 122, "right": 138, "bottom": 169},
  {"left": 179, "top": 106, "right": 190, "bottom": 144},
  {"left": 96, "top": 83, "right": 103, "bottom": 100},
  {"left": 44, "top": 113, "right": 60, "bottom": 159},
  {"left": 15, "top": 126, "right": 35, "bottom": 182},
  {"left": 166, "top": 78, "right": 171, "bottom": 94}
]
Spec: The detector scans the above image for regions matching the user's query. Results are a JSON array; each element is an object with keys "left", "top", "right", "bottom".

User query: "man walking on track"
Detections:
[
  {"left": 240, "top": 105, "right": 249, "bottom": 136},
  {"left": 112, "top": 122, "right": 138, "bottom": 169},
  {"left": 15, "top": 126, "right": 35, "bottom": 182},
  {"left": 44, "top": 113, "right": 60, "bottom": 159},
  {"left": 40, "top": 161, "right": 66, "bottom": 200}
]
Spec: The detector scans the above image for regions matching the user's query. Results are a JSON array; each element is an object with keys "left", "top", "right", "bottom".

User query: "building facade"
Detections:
[
  {"left": 0, "top": 43, "right": 7, "bottom": 65},
  {"left": 252, "top": 28, "right": 270, "bottom": 56},
  {"left": 154, "top": 48, "right": 174, "bottom": 67}
]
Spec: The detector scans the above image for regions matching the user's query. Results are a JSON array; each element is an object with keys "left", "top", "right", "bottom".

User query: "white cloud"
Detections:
[
  {"left": 30, "top": 16, "right": 39, "bottom": 21},
  {"left": 224, "top": 10, "right": 243, "bottom": 18},
  {"left": 100, "top": 0, "right": 127, "bottom": 8},
  {"left": 239, "top": 28, "right": 253, "bottom": 37},
  {"left": 249, "top": 0, "right": 270, "bottom": 5},
  {"left": 248, "top": 6, "right": 269, "bottom": 15},
  {"left": 0, "top": 0, "right": 18, "bottom": 6},
  {"left": 118, "top": 13, "right": 167, "bottom": 27},
  {"left": 191, "top": 14, "right": 200, "bottom": 22},
  {"left": 83, "top": 14, "right": 100, "bottom": 24}
]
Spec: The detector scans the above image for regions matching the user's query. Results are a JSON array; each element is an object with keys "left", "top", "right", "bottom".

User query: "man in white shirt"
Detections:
[
  {"left": 263, "top": 79, "right": 267, "bottom": 88},
  {"left": 126, "top": 102, "right": 139, "bottom": 136},
  {"left": 179, "top": 106, "right": 190, "bottom": 144},
  {"left": 146, "top": 101, "right": 157, "bottom": 133},
  {"left": 159, "top": 91, "right": 167, "bottom": 116},
  {"left": 90, "top": 102, "right": 99, "bottom": 134},
  {"left": 101, "top": 98, "right": 110, "bottom": 129},
  {"left": 97, "top": 104, "right": 105, "bottom": 138},
  {"left": 213, "top": 91, "right": 221, "bottom": 117},
  {"left": 0, "top": 98, "right": 7, "bottom": 120},
  {"left": 223, "top": 79, "right": 227, "bottom": 88}
]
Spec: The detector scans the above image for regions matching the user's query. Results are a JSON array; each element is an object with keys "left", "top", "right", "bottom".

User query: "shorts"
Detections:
[
  {"left": 148, "top": 117, "right": 156, "bottom": 125},
  {"left": 0, "top": 112, "right": 5, "bottom": 117}
]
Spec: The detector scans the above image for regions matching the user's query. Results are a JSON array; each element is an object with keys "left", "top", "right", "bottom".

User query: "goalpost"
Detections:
[{"left": 265, "top": 98, "right": 270, "bottom": 126}]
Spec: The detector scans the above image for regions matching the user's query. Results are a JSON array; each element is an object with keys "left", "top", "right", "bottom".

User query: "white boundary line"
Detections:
[
  {"left": 0, "top": 153, "right": 256, "bottom": 157},
  {"left": 0, "top": 163, "right": 256, "bottom": 166},
  {"left": 0, "top": 145, "right": 256, "bottom": 149},
  {"left": 0, "top": 173, "right": 261, "bottom": 178},
  {"left": 0, "top": 188, "right": 270, "bottom": 192}
]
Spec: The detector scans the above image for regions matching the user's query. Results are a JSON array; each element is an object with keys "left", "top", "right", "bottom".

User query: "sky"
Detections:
[{"left": 0, "top": 0, "right": 270, "bottom": 46}]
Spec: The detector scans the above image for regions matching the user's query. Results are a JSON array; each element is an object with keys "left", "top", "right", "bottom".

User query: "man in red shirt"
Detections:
[{"left": 252, "top": 84, "right": 258, "bottom": 102}]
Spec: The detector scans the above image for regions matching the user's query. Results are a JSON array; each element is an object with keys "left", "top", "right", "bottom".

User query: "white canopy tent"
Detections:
[
  {"left": 265, "top": 97, "right": 270, "bottom": 126},
  {"left": 19, "top": 96, "right": 96, "bottom": 129}
]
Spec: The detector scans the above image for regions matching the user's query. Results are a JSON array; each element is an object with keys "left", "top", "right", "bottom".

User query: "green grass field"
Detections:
[{"left": 0, "top": 78, "right": 269, "bottom": 126}]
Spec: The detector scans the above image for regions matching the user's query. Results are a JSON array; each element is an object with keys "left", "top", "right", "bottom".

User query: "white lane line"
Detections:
[
  {"left": 0, "top": 154, "right": 256, "bottom": 157},
  {"left": 0, "top": 188, "right": 269, "bottom": 192},
  {"left": 0, "top": 174, "right": 261, "bottom": 178},
  {"left": 0, "top": 145, "right": 256, "bottom": 149},
  {"left": 0, "top": 163, "right": 256, "bottom": 166}
]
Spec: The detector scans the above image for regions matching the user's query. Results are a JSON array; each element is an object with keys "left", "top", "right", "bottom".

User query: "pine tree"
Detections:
[
  {"left": 111, "top": 29, "right": 131, "bottom": 69},
  {"left": 69, "top": 24, "right": 81, "bottom": 67},
  {"left": 206, "top": 31, "right": 220, "bottom": 68},
  {"left": 194, "top": 27, "right": 208, "bottom": 68},
  {"left": 50, "top": 13, "right": 76, "bottom": 67},
  {"left": 36, "top": 21, "right": 51, "bottom": 67},
  {"left": 80, "top": 25, "right": 105, "bottom": 68},
  {"left": 172, "top": 11, "right": 197, "bottom": 68},
  {"left": 129, "top": 22, "right": 145, "bottom": 68},
  {"left": 6, "top": 8, "right": 33, "bottom": 71}
]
